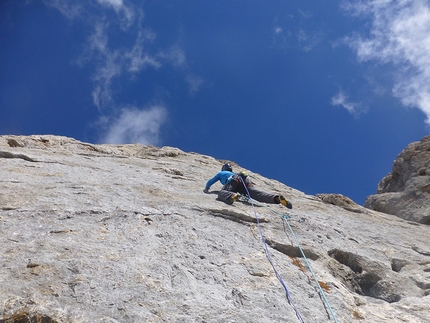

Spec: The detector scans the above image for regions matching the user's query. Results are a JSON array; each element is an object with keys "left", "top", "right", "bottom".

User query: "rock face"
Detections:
[
  {"left": 365, "top": 136, "right": 430, "bottom": 224},
  {"left": 1, "top": 135, "right": 430, "bottom": 323}
]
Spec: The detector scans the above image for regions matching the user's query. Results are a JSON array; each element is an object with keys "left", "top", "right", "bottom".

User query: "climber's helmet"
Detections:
[{"left": 221, "top": 163, "right": 233, "bottom": 172}]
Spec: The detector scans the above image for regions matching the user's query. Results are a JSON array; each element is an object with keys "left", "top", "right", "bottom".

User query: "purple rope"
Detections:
[{"left": 239, "top": 177, "right": 306, "bottom": 323}]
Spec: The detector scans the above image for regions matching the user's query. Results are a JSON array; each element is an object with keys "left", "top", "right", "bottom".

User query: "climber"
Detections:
[
  {"left": 204, "top": 162, "right": 235, "bottom": 193},
  {"left": 204, "top": 163, "right": 293, "bottom": 209}
]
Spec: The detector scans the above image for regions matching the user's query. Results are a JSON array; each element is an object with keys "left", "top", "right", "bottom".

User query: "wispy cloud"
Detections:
[
  {"left": 342, "top": 0, "right": 430, "bottom": 124},
  {"left": 185, "top": 74, "right": 204, "bottom": 96},
  {"left": 101, "top": 105, "right": 167, "bottom": 145},
  {"left": 297, "top": 28, "right": 323, "bottom": 52},
  {"left": 97, "top": 0, "right": 136, "bottom": 29},
  {"left": 85, "top": 22, "right": 160, "bottom": 110},
  {"left": 272, "top": 11, "right": 323, "bottom": 52},
  {"left": 127, "top": 30, "right": 161, "bottom": 73},
  {"left": 160, "top": 45, "right": 187, "bottom": 68},
  {"left": 331, "top": 91, "right": 364, "bottom": 117},
  {"left": 272, "top": 23, "right": 288, "bottom": 50},
  {"left": 40, "top": 0, "right": 178, "bottom": 145},
  {"left": 42, "top": 0, "right": 82, "bottom": 20}
]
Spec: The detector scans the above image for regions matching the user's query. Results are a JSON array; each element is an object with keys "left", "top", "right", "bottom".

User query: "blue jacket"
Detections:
[{"left": 205, "top": 171, "right": 235, "bottom": 190}]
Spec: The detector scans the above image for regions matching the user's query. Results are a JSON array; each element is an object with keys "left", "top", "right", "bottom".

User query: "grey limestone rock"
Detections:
[
  {"left": 1, "top": 135, "right": 430, "bottom": 323},
  {"left": 365, "top": 136, "right": 430, "bottom": 224}
]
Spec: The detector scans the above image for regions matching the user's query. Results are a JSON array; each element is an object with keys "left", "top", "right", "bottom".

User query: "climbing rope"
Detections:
[
  {"left": 281, "top": 215, "right": 339, "bottom": 323},
  {"left": 238, "top": 179, "right": 306, "bottom": 323},
  {"left": 237, "top": 178, "right": 339, "bottom": 323}
]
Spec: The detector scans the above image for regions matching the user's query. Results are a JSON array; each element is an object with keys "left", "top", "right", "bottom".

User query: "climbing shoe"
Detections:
[
  {"left": 228, "top": 193, "right": 240, "bottom": 205},
  {"left": 279, "top": 195, "right": 293, "bottom": 209}
]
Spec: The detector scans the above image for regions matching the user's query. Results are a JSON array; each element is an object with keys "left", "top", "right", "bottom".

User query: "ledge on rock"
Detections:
[{"left": 316, "top": 193, "right": 366, "bottom": 213}]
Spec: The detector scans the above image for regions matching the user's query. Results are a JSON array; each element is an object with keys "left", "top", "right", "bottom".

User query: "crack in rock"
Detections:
[
  {"left": 204, "top": 208, "right": 267, "bottom": 224},
  {"left": 0, "top": 151, "right": 37, "bottom": 162},
  {"left": 412, "top": 245, "right": 430, "bottom": 256},
  {"left": 0, "top": 312, "right": 58, "bottom": 323},
  {"left": 265, "top": 239, "right": 319, "bottom": 260}
]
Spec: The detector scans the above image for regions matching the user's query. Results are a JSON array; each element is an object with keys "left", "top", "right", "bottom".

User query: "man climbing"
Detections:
[
  {"left": 204, "top": 163, "right": 292, "bottom": 209},
  {"left": 204, "top": 162, "right": 235, "bottom": 193}
]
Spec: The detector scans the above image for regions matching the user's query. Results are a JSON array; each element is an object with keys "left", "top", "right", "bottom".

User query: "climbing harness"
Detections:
[{"left": 237, "top": 177, "right": 339, "bottom": 323}]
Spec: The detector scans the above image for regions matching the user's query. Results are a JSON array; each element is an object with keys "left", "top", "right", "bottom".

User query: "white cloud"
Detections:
[
  {"left": 44, "top": 2, "right": 155, "bottom": 112},
  {"left": 90, "top": 36, "right": 122, "bottom": 109},
  {"left": 41, "top": 1, "right": 192, "bottom": 144},
  {"left": 78, "top": 17, "right": 161, "bottom": 111},
  {"left": 126, "top": 29, "right": 161, "bottom": 73},
  {"left": 159, "top": 45, "right": 187, "bottom": 68},
  {"left": 42, "top": 0, "right": 82, "bottom": 19},
  {"left": 298, "top": 9, "right": 313, "bottom": 19},
  {"left": 297, "top": 28, "right": 323, "bottom": 52},
  {"left": 97, "top": 0, "right": 135, "bottom": 29},
  {"left": 272, "top": 12, "right": 322, "bottom": 52},
  {"left": 185, "top": 74, "right": 204, "bottom": 96},
  {"left": 98, "top": 0, "right": 123, "bottom": 8},
  {"left": 88, "top": 22, "right": 110, "bottom": 54},
  {"left": 101, "top": 105, "right": 167, "bottom": 145},
  {"left": 272, "top": 22, "right": 288, "bottom": 50},
  {"left": 331, "top": 91, "right": 363, "bottom": 117},
  {"left": 343, "top": 0, "right": 430, "bottom": 124}
]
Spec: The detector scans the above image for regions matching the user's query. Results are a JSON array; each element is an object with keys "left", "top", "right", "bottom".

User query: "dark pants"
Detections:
[{"left": 218, "top": 177, "right": 279, "bottom": 205}]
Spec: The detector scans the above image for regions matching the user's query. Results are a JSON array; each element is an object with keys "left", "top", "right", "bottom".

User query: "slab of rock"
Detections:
[
  {"left": 1, "top": 135, "right": 430, "bottom": 323},
  {"left": 365, "top": 136, "right": 430, "bottom": 224}
]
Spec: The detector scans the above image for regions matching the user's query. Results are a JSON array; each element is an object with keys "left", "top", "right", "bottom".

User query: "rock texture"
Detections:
[
  {"left": 365, "top": 136, "right": 430, "bottom": 224},
  {"left": 1, "top": 135, "right": 430, "bottom": 323}
]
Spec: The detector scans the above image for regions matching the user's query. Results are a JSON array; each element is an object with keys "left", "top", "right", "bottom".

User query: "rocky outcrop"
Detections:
[
  {"left": 365, "top": 136, "right": 430, "bottom": 224},
  {"left": 1, "top": 135, "right": 430, "bottom": 323},
  {"left": 316, "top": 193, "right": 368, "bottom": 214}
]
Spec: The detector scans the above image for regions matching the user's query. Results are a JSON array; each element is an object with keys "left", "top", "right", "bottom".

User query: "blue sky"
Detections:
[{"left": 1, "top": 0, "right": 429, "bottom": 205}]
